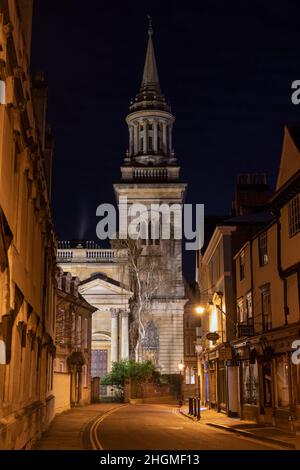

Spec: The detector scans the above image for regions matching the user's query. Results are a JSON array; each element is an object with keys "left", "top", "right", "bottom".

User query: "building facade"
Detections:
[
  {"left": 182, "top": 282, "right": 200, "bottom": 397},
  {"left": 57, "top": 242, "right": 132, "bottom": 390},
  {"left": 54, "top": 269, "right": 96, "bottom": 413},
  {"left": 196, "top": 176, "right": 272, "bottom": 415},
  {"left": 113, "top": 23, "right": 186, "bottom": 374},
  {"left": 58, "top": 24, "right": 187, "bottom": 376},
  {"left": 0, "top": 1, "right": 56, "bottom": 449},
  {"left": 232, "top": 127, "right": 300, "bottom": 431}
]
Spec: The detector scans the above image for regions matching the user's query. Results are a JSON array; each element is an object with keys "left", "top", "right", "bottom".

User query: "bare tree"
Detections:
[{"left": 112, "top": 237, "right": 169, "bottom": 362}]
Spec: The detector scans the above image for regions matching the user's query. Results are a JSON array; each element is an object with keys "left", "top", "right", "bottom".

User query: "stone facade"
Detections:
[
  {"left": 54, "top": 269, "right": 96, "bottom": 413},
  {"left": 114, "top": 24, "right": 186, "bottom": 375},
  {"left": 0, "top": 0, "right": 56, "bottom": 449},
  {"left": 57, "top": 242, "right": 132, "bottom": 387},
  {"left": 58, "top": 25, "right": 187, "bottom": 376}
]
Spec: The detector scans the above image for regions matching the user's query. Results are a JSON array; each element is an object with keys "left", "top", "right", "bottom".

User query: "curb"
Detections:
[
  {"left": 179, "top": 410, "right": 200, "bottom": 421},
  {"left": 205, "top": 422, "right": 295, "bottom": 450},
  {"left": 179, "top": 409, "right": 295, "bottom": 450}
]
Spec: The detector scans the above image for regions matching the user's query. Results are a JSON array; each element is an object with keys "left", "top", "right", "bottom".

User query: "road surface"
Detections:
[{"left": 87, "top": 403, "right": 281, "bottom": 450}]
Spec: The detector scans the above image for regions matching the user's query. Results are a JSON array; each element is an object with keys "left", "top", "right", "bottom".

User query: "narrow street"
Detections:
[
  {"left": 36, "top": 403, "right": 282, "bottom": 451},
  {"left": 87, "top": 404, "right": 282, "bottom": 450}
]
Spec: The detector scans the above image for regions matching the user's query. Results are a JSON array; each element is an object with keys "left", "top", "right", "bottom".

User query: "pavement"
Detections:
[
  {"left": 34, "top": 403, "right": 124, "bottom": 450},
  {"left": 180, "top": 405, "right": 297, "bottom": 450}
]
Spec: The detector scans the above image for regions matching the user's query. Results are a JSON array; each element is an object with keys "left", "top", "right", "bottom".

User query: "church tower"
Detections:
[{"left": 114, "top": 21, "right": 187, "bottom": 375}]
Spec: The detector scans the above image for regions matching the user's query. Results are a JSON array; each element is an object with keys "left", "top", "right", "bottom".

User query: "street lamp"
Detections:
[
  {"left": 195, "top": 305, "right": 205, "bottom": 315},
  {"left": 178, "top": 361, "right": 184, "bottom": 407}
]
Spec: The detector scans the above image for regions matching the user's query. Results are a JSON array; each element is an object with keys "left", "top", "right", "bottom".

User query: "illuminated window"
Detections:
[
  {"left": 258, "top": 232, "right": 268, "bottom": 266},
  {"left": 237, "top": 298, "right": 245, "bottom": 323},
  {"left": 246, "top": 292, "right": 253, "bottom": 324},
  {"left": 83, "top": 365, "right": 88, "bottom": 387},
  {"left": 0, "top": 80, "right": 5, "bottom": 104},
  {"left": 289, "top": 195, "right": 300, "bottom": 237},
  {"left": 0, "top": 340, "right": 5, "bottom": 364}
]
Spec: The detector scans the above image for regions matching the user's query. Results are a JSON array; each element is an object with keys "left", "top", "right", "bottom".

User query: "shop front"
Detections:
[{"left": 232, "top": 325, "right": 300, "bottom": 431}]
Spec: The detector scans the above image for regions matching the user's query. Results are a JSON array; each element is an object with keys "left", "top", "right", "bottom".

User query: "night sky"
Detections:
[{"left": 31, "top": 0, "right": 300, "bottom": 280}]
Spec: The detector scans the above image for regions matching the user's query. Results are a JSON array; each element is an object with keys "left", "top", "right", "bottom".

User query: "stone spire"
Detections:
[
  {"left": 129, "top": 18, "right": 170, "bottom": 113},
  {"left": 122, "top": 19, "right": 179, "bottom": 180},
  {"left": 140, "top": 16, "right": 161, "bottom": 94}
]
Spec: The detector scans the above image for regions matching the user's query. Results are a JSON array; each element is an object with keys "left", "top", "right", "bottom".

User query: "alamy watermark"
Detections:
[
  {"left": 95, "top": 197, "right": 204, "bottom": 251},
  {"left": 292, "top": 339, "right": 300, "bottom": 365}
]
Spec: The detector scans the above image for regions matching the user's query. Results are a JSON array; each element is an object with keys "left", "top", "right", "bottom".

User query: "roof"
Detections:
[
  {"left": 221, "top": 211, "right": 274, "bottom": 225},
  {"left": 129, "top": 24, "right": 170, "bottom": 113}
]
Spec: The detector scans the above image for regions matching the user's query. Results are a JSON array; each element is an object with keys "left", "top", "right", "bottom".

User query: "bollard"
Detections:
[
  {"left": 193, "top": 397, "right": 197, "bottom": 417},
  {"left": 197, "top": 398, "right": 201, "bottom": 420},
  {"left": 188, "top": 397, "right": 193, "bottom": 414}
]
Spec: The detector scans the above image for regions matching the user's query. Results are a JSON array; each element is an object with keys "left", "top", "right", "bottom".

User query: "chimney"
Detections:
[{"left": 232, "top": 174, "right": 270, "bottom": 216}]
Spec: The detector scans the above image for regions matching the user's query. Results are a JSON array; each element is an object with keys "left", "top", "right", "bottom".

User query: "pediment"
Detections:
[{"left": 79, "top": 275, "right": 132, "bottom": 298}]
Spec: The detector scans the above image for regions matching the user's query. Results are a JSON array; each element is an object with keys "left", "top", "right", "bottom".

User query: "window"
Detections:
[
  {"left": 83, "top": 365, "right": 88, "bottom": 388},
  {"left": 84, "top": 318, "right": 88, "bottom": 349},
  {"left": 140, "top": 137, "right": 143, "bottom": 152},
  {"left": 258, "top": 232, "right": 268, "bottom": 266},
  {"left": 261, "top": 284, "right": 272, "bottom": 331},
  {"left": 276, "top": 356, "right": 290, "bottom": 408},
  {"left": 237, "top": 298, "right": 245, "bottom": 323},
  {"left": 0, "top": 80, "right": 5, "bottom": 104},
  {"left": 91, "top": 350, "right": 108, "bottom": 378},
  {"left": 77, "top": 315, "right": 82, "bottom": 345},
  {"left": 242, "top": 360, "right": 259, "bottom": 405},
  {"left": 148, "top": 136, "right": 153, "bottom": 151},
  {"left": 289, "top": 195, "right": 300, "bottom": 237},
  {"left": 246, "top": 292, "right": 253, "bottom": 324},
  {"left": 239, "top": 251, "right": 245, "bottom": 280},
  {"left": 59, "top": 361, "right": 64, "bottom": 372}
]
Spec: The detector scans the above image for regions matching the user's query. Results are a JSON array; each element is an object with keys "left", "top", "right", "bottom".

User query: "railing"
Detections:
[
  {"left": 133, "top": 168, "right": 168, "bottom": 180},
  {"left": 57, "top": 250, "right": 73, "bottom": 260},
  {"left": 57, "top": 248, "right": 127, "bottom": 263}
]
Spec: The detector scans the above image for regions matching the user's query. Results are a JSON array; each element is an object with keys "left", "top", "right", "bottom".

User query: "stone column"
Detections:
[
  {"left": 143, "top": 120, "right": 147, "bottom": 154},
  {"left": 129, "top": 126, "right": 134, "bottom": 156},
  {"left": 153, "top": 121, "right": 158, "bottom": 153},
  {"left": 168, "top": 125, "right": 173, "bottom": 154},
  {"left": 162, "top": 122, "right": 167, "bottom": 154},
  {"left": 133, "top": 124, "right": 138, "bottom": 154},
  {"left": 121, "top": 310, "right": 129, "bottom": 359},
  {"left": 111, "top": 309, "right": 119, "bottom": 365}
]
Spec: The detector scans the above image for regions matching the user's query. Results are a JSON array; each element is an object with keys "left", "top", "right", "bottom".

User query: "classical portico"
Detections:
[{"left": 79, "top": 274, "right": 132, "bottom": 369}]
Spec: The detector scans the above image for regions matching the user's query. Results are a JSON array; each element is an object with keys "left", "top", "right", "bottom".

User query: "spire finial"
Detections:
[{"left": 147, "top": 15, "right": 153, "bottom": 36}]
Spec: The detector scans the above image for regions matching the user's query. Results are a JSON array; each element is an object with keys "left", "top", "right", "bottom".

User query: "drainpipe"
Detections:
[{"left": 273, "top": 209, "right": 289, "bottom": 325}]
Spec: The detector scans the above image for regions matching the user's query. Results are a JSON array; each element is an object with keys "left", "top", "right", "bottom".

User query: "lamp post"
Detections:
[
  {"left": 194, "top": 305, "right": 205, "bottom": 420},
  {"left": 178, "top": 360, "right": 184, "bottom": 407}
]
